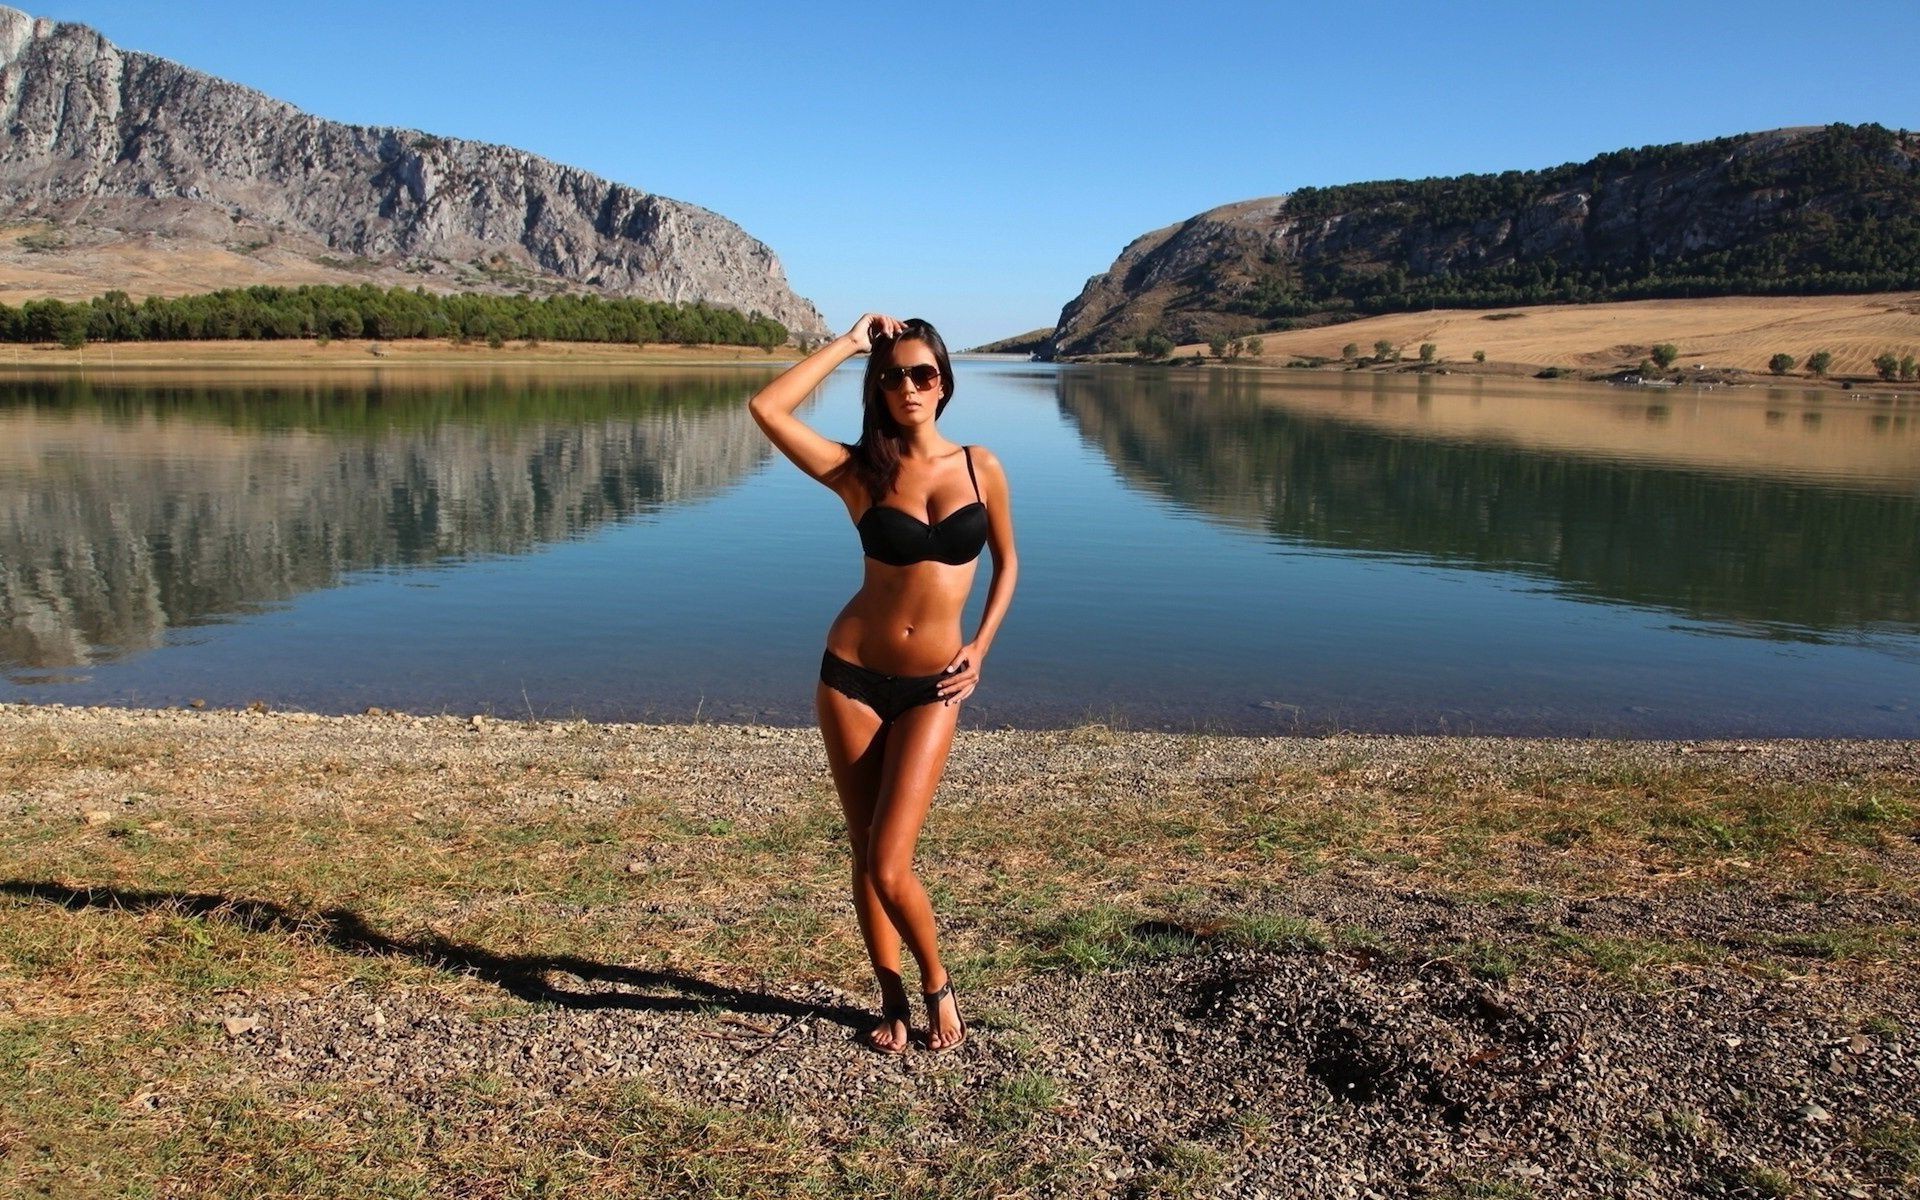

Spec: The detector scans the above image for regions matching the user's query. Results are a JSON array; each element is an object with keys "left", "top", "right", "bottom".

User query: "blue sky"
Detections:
[{"left": 33, "top": 0, "right": 1920, "bottom": 347}]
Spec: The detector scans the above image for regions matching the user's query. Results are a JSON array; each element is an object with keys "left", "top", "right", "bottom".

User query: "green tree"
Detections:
[
  {"left": 1418, "top": 342, "right": 1437, "bottom": 363},
  {"left": 1246, "top": 336, "right": 1263, "bottom": 357},
  {"left": 1902, "top": 354, "right": 1917, "bottom": 381},
  {"left": 1341, "top": 342, "right": 1358, "bottom": 361},
  {"left": 1135, "top": 331, "right": 1174, "bottom": 359},
  {"left": 1874, "top": 352, "right": 1899, "bottom": 380},
  {"left": 1806, "top": 350, "right": 1832, "bottom": 377},
  {"left": 1651, "top": 343, "right": 1680, "bottom": 369},
  {"left": 1208, "top": 333, "right": 1228, "bottom": 358},
  {"left": 1472, "top": 349, "right": 1486, "bottom": 363},
  {"left": 1768, "top": 353, "right": 1796, "bottom": 375},
  {"left": 1373, "top": 339, "right": 1396, "bottom": 360}
]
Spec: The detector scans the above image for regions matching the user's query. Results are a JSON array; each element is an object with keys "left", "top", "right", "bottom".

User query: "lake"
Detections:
[{"left": 3, "top": 360, "right": 1917, "bottom": 735}]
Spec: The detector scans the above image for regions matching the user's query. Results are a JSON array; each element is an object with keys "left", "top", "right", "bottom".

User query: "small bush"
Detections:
[
  {"left": 1651, "top": 343, "right": 1680, "bottom": 369},
  {"left": 1807, "top": 350, "right": 1832, "bottom": 377},
  {"left": 1768, "top": 353, "right": 1796, "bottom": 375}
]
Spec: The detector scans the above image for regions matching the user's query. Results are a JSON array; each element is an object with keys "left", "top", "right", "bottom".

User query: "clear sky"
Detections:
[{"left": 29, "top": 0, "right": 1920, "bottom": 348}]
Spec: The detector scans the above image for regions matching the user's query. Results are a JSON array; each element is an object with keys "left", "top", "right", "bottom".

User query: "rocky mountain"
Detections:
[
  {"left": 0, "top": 7, "right": 826, "bottom": 334},
  {"left": 1049, "top": 124, "right": 1920, "bottom": 357}
]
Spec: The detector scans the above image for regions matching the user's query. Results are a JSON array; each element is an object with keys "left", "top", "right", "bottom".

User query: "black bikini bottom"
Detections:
[{"left": 819, "top": 649, "right": 948, "bottom": 723}]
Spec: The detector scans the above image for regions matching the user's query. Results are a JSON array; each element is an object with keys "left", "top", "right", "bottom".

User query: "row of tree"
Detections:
[{"left": 0, "top": 285, "right": 790, "bottom": 349}]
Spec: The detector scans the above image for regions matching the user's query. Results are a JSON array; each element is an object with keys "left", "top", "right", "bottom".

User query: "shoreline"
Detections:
[
  {"left": 0, "top": 337, "right": 802, "bottom": 371},
  {"left": 5, "top": 705, "right": 1918, "bottom": 1196}
]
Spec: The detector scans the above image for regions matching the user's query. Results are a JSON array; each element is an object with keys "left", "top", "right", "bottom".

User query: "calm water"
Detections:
[{"left": 3, "top": 362, "right": 1918, "bottom": 735}]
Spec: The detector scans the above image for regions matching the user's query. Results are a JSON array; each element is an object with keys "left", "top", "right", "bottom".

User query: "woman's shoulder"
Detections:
[{"left": 962, "top": 443, "right": 1005, "bottom": 473}]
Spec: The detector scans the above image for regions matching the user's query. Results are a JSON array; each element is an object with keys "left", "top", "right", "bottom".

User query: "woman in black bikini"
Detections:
[{"left": 749, "top": 312, "right": 1018, "bottom": 1053}]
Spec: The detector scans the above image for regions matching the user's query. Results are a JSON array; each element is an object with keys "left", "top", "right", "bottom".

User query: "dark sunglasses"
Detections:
[{"left": 878, "top": 364, "right": 941, "bottom": 392}]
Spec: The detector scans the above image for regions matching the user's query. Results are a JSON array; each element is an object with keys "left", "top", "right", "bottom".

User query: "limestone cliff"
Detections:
[
  {"left": 0, "top": 7, "right": 826, "bottom": 334},
  {"left": 1049, "top": 124, "right": 1920, "bottom": 357}
]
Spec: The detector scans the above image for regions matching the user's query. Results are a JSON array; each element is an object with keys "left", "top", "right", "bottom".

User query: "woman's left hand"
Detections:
[{"left": 938, "top": 643, "right": 984, "bottom": 706}]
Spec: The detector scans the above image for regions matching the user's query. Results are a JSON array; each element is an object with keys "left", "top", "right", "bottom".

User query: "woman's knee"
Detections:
[{"left": 869, "top": 856, "right": 916, "bottom": 905}]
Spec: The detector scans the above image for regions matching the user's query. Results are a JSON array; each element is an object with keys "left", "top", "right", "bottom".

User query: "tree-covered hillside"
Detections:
[
  {"left": 1049, "top": 124, "right": 1920, "bottom": 356},
  {"left": 1240, "top": 124, "right": 1920, "bottom": 318}
]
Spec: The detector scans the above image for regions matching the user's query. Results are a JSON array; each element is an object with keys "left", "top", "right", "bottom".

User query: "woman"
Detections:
[{"left": 748, "top": 312, "right": 1018, "bottom": 1053}]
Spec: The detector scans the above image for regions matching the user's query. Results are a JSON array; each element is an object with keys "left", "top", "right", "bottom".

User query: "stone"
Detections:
[{"left": 0, "top": 6, "right": 826, "bottom": 336}]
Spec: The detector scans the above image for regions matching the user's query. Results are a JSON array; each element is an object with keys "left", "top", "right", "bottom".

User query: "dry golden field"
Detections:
[{"left": 1214, "top": 293, "right": 1920, "bottom": 377}]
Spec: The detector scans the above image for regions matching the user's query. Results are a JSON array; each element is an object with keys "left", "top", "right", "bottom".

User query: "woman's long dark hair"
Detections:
[{"left": 842, "top": 318, "right": 955, "bottom": 505}]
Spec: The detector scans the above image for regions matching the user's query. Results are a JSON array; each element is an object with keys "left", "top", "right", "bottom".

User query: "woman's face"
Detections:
[{"left": 879, "top": 339, "right": 945, "bottom": 427}]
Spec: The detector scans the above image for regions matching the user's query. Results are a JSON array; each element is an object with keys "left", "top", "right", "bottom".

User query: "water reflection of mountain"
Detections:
[
  {"left": 0, "top": 373, "right": 776, "bottom": 675},
  {"left": 1058, "top": 370, "right": 1920, "bottom": 636}
]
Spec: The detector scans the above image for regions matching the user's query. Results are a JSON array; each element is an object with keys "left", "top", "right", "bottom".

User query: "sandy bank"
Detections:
[
  {"left": 0, "top": 337, "right": 799, "bottom": 372},
  {"left": 1103, "top": 292, "right": 1920, "bottom": 389}
]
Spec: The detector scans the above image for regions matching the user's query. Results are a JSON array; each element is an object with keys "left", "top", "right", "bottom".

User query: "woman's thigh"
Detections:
[
  {"left": 868, "top": 699, "right": 963, "bottom": 868},
  {"left": 817, "top": 681, "right": 887, "bottom": 837}
]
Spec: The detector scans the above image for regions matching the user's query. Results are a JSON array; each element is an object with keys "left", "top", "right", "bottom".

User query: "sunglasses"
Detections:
[{"left": 878, "top": 364, "right": 942, "bottom": 392}]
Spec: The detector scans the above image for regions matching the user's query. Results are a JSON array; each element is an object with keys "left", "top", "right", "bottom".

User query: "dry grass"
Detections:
[
  {"left": 2, "top": 706, "right": 1916, "bottom": 1196},
  {"left": 1215, "top": 292, "right": 1920, "bottom": 376}
]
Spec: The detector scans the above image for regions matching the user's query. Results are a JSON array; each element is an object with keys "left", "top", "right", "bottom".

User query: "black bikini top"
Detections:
[{"left": 857, "top": 446, "right": 989, "bottom": 567}]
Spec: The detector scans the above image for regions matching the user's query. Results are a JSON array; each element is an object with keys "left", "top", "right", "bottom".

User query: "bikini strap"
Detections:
[{"left": 963, "top": 446, "right": 980, "bottom": 502}]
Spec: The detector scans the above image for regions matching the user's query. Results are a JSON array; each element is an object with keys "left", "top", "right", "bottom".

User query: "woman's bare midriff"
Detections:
[{"left": 825, "top": 559, "right": 979, "bottom": 676}]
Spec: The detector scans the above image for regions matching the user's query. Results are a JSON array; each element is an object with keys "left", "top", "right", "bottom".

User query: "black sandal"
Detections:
[
  {"left": 865, "top": 997, "right": 911, "bottom": 1055},
  {"left": 921, "top": 976, "right": 967, "bottom": 1052}
]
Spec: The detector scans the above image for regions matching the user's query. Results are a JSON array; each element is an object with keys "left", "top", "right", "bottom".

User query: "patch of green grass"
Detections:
[
  {"left": 1432, "top": 1177, "right": 1536, "bottom": 1199},
  {"left": 1020, "top": 905, "right": 1207, "bottom": 971},
  {"left": 1447, "top": 939, "right": 1529, "bottom": 982},
  {"left": 1648, "top": 1106, "right": 1714, "bottom": 1146},
  {"left": 1857, "top": 1117, "right": 1920, "bottom": 1182},
  {"left": 178, "top": 1086, "right": 432, "bottom": 1199},
  {"left": 1220, "top": 913, "right": 1331, "bottom": 952},
  {"left": 0, "top": 1017, "right": 198, "bottom": 1200},
  {"left": 1742, "top": 925, "right": 1919, "bottom": 962},
  {"left": 1129, "top": 1138, "right": 1228, "bottom": 1198},
  {"left": 1722, "top": 1163, "right": 1800, "bottom": 1199},
  {"left": 1541, "top": 928, "right": 1721, "bottom": 982},
  {"left": 977, "top": 1071, "right": 1063, "bottom": 1133}
]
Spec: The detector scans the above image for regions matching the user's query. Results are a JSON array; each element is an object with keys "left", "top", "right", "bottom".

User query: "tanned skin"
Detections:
[{"left": 748, "top": 312, "right": 1018, "bottom": 1052}]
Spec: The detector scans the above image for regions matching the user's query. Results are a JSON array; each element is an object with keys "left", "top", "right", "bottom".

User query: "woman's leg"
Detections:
[
  {"left": 816, "top": 682, "right": 908, "bottom": 1051},
  {"left": 865, "top": 698, "right": 966, "bottom": 1049}
]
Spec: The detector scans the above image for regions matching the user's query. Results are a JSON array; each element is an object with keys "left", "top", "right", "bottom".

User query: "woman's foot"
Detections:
[
  {"left": 865, "top": 991, "right": 911, "bottom": 1055},
  {"left": 921, "top": 973, "right": 967, "bottom": 1052}
]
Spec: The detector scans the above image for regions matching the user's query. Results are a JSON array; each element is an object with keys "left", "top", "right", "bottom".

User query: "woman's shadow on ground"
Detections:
[{"left": 3, "top": 879, "right": 867, "bottom": 1030}]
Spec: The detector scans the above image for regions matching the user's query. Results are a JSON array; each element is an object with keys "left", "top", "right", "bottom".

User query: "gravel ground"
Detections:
[{"left": 6, "top": 704, "right": 1918, "bottom": 1198}]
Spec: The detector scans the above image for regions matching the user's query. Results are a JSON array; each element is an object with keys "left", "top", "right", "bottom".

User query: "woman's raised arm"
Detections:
[{"left": 748, "top": 312, "right": 903, "bottom": 483}]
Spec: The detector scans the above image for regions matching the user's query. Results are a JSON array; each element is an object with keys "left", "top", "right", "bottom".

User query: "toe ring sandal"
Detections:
[{"left": 921, "top": 977, "right": 967, "bottom": 1053}]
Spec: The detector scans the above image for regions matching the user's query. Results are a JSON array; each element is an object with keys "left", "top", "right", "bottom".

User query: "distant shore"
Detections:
[
  {"left": 1053, "top": 291, "right": 1920, "bottom": 394},
  {"left": 0, "top": 338, "right": 800, "bottom": 371}
]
